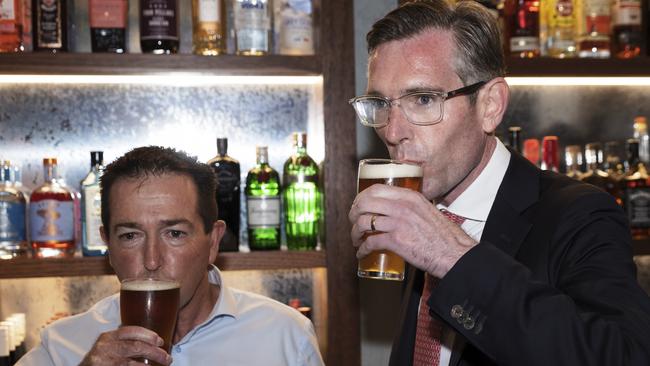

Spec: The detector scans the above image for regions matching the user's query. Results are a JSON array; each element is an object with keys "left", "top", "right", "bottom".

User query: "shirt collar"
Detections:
[
  {"left": 207, "top": 264, "right": 238, "bottom": 320},
  {"left": 437, "top": 137, "right": 510, "bottom": 222}
]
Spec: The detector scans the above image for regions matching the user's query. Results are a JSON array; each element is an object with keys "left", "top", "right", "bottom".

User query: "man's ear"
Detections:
[
  {"left": 208, "top": 220, "right": 226, "bottom": 264},
  {"left": 477, "top": 77, "right": 509, "bottom": 134}
]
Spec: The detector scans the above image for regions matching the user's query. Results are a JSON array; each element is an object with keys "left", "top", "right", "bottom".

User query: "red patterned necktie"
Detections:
[{"left": 412, "top": 209, "right": 466, "bottom": 366}]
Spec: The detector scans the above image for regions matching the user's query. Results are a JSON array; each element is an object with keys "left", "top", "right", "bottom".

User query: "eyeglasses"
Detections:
[{"left": 348, "top": 81, "right": 487, "bottom": 127}]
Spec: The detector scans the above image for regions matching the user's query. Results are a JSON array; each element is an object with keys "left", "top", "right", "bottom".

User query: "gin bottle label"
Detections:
[
  {"left": 30, "top": 200, "right": 74, "bottom": 241},
  {"left": 82, "top": 185, "right": 104, "bottom": 250},
  {"left": 0, "top": 201, "right": 26, "bottom": 242},
  {"left": 247, "top": 196, "right": 280, "bottom": 228}
]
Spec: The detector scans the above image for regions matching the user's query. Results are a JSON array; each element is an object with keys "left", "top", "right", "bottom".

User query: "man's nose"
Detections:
[
  {"left": 381, "top": 103, "right": 411, "bottom": 145},
  {"left": 143, "top": 236, "right": 163, "bottom": 272}
]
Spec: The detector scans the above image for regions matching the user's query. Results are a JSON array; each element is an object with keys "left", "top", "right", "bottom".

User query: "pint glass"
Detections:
[
  {"left": 120, "top": 277, "right": 180, "bottom": 365},
  {"left": 357, "top": 159, "right": 423, "bottom": 281}
]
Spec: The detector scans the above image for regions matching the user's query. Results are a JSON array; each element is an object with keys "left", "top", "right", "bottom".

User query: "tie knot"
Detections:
[{"left": 440, "top": 209, "right": 466, "bottom": 226}]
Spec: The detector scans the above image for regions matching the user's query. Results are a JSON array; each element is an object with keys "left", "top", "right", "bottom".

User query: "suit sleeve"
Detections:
[{"left": 429, "top": 191, "right": 650, "bottom": 366}]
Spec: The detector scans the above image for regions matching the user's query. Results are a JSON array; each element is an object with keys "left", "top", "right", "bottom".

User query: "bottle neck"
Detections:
[{"left": 44, "top": 164, "right": 57, "bottom": 183}]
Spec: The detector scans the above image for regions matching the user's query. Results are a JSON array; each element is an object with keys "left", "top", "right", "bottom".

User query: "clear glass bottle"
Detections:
[
  {"left": 0, "top": 0, "right": 24, "bottom": 52},
  {"left": 623, "top": 139, "right": 650, "bottom": 239},
  {"left": 245, "top": 146, "right": 281, "bottom": 250},
  {"left": 273, "top": 0, "right": 314, "bottom": 55},
  {"left": 565, "top": 145, "right": 583, "bottom": 178},
  {"left": 576, "top": 0, "right": 611, "bottom": 58},
  {"left": 546, "top": 0, "right": 577, "bottom": 58},
  {"left": 611, "top": 0, "right": 643, "bottom": 58},
  {"left": 604, "top": 140, "right": 626, "bottom": 181},
  {"left": 0, "top": 161, "right": 28, "bottom": 260},
  {"left": 81, "top": 151, "right": 106, "bottom": 256},
  {"left": 232, "top": 0, "right": 271, "bottom": 55},
  {"left": 207, "top": 138, "right": 241, "bottom": 252},
  {"left": 192, "top": 0, "right": 226, "bottom": 55},
  {"left": 633, "top": 116, "right": 649, "bottom": 165},
  {"left": 282, "top": 132, "right": 320, "bottom": 250},
  {"left": 30, "top": 157, "right": 75, "bottom": 258}
]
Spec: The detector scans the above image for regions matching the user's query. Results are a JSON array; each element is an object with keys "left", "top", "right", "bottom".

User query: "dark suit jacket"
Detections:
[{"left": 389, "top": 150, "right": 650, "bottom": 366}]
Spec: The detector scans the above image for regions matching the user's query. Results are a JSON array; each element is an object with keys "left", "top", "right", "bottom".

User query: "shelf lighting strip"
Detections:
[
  {"left": 506, "top": 77, "right": 650, "bottom": 86},
  {"left": 0, "top": 74, "right": 323, "bottom": 86}
]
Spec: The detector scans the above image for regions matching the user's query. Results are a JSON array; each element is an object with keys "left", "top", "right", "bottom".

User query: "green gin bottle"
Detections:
[
  {"left": 245, "top": 146, "right": 281, "bottom": 250},
  {"left": 282, "top": 132, "right": 320, "bottom": 250}
]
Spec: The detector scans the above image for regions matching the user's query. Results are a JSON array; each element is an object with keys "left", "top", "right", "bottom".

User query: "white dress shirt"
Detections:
[
  {"left": 430, "top": 137, "right": 511, "bottom": 366},
  {"left": 17, "top": 265, "right": 324, "bottom": 366}
]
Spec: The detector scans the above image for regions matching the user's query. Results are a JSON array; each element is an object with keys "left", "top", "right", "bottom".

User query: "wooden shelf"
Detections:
[
  {"left": 0, "top": 250, "right": 326, "bottom": 279},
  {"left": 0, "top": 53, "right": 321, "bottom": 76},
  {"left": 506, "top": 57, "right": 650, "bottom": 77}
]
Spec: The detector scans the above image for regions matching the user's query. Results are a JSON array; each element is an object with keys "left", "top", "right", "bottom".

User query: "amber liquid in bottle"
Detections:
[
  {"left": 30, "top": 158, "right": 76, "bottom": 258},
  {"left": 0, "top": 0, "right": 24, "bottom": 52}
]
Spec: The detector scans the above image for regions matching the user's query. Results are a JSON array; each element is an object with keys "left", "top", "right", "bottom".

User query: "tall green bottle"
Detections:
[
  {"left": 282, "top": 132, "right": 320, "bottom": 250},
  {"left": 245, "top": 146, "right": 281, "bottom": 250}
]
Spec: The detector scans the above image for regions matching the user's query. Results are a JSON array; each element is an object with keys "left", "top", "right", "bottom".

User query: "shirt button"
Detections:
[
  {"left": 451, "top": 304, "right": 463, "bottom": 319},
  {"left": 463, "top": 316, "right": 475, "bottom": 330},
  {"left": 174, "top": 345, "right": 181, "bottom": 353}
]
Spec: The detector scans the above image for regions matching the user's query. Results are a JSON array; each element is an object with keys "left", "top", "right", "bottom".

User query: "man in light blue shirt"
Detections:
[{"left": 17, "top": 146, "right": 324, "bottom": 366}]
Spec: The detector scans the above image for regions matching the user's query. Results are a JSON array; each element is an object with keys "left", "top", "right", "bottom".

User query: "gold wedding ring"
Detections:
[{"left": 370, "top": 214, "right": 377, "bottom": 232}]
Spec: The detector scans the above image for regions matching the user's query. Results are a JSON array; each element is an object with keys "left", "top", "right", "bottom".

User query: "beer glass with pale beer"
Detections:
[
  {"left": 357, "top": 159, "right": 423, "bottom": 281},
  {"left": 120, "top": 277, "right": 180, "bottom": 365}
]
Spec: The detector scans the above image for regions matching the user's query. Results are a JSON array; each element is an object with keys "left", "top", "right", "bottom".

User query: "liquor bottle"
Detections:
[
  {"left": 32, "top": 0, "right": 67, "bottom": 52},
  {"left": 30, "top": 158, "right": 75, "bottom": 258},
  {"left": 633, "top": 116, "right": 650, "bottom": 164},
  {"left": 546, "top": 0, "right": 577, "bottom": 58},
  {"left": 273, "top": 0, "right": 314, "bottom": 55},
  {"left": 508, "top": 126, "right": 523, "bottom": 153},
  {"left": 140, "top": 0, "right": 178, "bottom": 54},
  {"left": 207, "top": 138, "right": 241, "bottom": 252},
  {"left": 611, "top": 0, "right": 643, "bottom": 58},
  {"left": 0, "top": 161, "right": 28, "bottom": 260},
  {"left": 604, "top": 140, "right": 626, "bottom": 181},
  {"left": 80, "top": 151, "right": 106, "bottom": 256},
  {"left": 232, "top": 0, "right": 271, "bottom": 55},
  {"left": 523, "top": 138, "right": 540, "bottom": 166},
  {"left": 282, "top": 132, "right": 320, "bottom": 250},
  {"left": 0, "top": 322, "right": 13, "bottom": 366},
  {"left": 541, "top": 135, "right": 560, "bottom": 172},
  {"left": 580, "top": 143, "right": 622, "bottom": 204},
  {"left": 89, "top": 0, "right": 127, "bottom": 53},
  {"left": 576, "top": 0, "right": 611, "bottom": 58},
  {"left": 565, "top": 145, "right": 583, "bottom": 178},
  {"left": 0, "top": 0, "right": 24, "bottom": 52},
  {"left": 192, "top": 0, "right": 226, "bottom": 55},
  {"left": 8, "top": 314, "right": 25, "bottom": 362},
  {"left": 623, "top": 138, "right": 650, "bottom": 239},
  {"left": 245, "top": 146, "right": 281, "bottom": 250},
  {"left": 503, "top": 0, "right": 540, "bottom": 58},
  {"left": 0, "top": 325, "right": 8, "bottom": 366}
]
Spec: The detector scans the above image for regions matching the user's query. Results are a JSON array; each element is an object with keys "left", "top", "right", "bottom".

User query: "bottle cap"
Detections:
[
  {"left": 43, "top": 157, "right": 58, "bottom": 165},
  {"left": 564, "top": 145, "right": 582, "bottom": 166},
  {"left": 217, "top": 138, "right": 228, "bottom": 155},
  {"left": 0, "top": 326, "right": 9, "bottom": 357},
  {"left": 90, "top": 151, "right": 104, "bottom": 167},
  {"left": 292, "top": 132, "right": 307, "bottom": 148}
]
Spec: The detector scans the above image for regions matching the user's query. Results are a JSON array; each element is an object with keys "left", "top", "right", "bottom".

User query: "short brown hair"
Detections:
[{"left": 367, "top": 0, "right": 505, "bottom": 94}]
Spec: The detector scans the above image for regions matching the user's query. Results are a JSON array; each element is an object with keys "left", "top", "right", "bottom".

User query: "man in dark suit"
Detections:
[{"left": 348, "top": 1, "right": 650, "bottom": 365}]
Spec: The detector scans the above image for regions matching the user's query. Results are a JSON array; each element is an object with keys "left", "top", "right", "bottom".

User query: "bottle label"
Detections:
[
  {"left": 234, "top": 0, "right": 270, "bottom": 52},
  {"left": 216, "top": 169, "right": 240, "bottom": 195},
  {"left": 613, "top": 0, "right": 641, "bottom": 26},
  {"left": 83, "top": 184, "right": 105, "bottom": 250},
  {"left": 35, "top": 0, "right": 63, "bottom": 48},
  {"left": 510, "top": 37, "right": 540, "bottom": 52},
  {"left": 246, "top": 196, "right": 280, "bottom": 228},
  {"left": 627, "top": 188, "right": 650, "bottom": 227},
  {"left": 140, "top": 0, "right": 178, "bottom": 40},
  {"left": 0, "top": 0, "right": 16, "bottom": 20},
  {"left": 30, "top": 199, "right": 74, "bottom": 241},
  {"left": 89, "top": 0, "right": 127, "bottom": 29},
  {"left": 275, "top": 0, "right": 314, "bottom": 55},
  {"left": 0, "top": 201, "right": 26, "bottom": 242},
  {"left": 198, "top": 0, "right": 220, "bottom": 22}
]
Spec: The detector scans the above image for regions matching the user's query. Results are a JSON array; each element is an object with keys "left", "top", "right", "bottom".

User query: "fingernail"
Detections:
[{"left": 157, "top": 337, "right": 164, "bottom": 346}]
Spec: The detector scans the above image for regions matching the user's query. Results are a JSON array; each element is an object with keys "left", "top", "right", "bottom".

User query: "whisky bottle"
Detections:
[
  {"left": 207, "top": 138, "right": 241, "bottom": 252},
  {"left": 140, "top": 0, "right": 178, "bottom": 54},
  {"left": 503, "top": 0, "right": 540, "bottom": 58},
  {"left": 232, "top": 0, "right": 271, "bottom": 55},
  {"left": 89, "top": 0, "right": 127, "bottom": 53},
  {"left": 633, "top": 116, "right": 650, "bottom": 164},
  {"left": 623, "top": 139, "right": 650, "bottom": 239},
  {"left": 546, "top": 0, "right": 577, "bottom": 58},
  {"left": 81, "top": 151, "right": 106, "bottom": 256},
  {"left": 508, "top": 126, "right": 523, "bottom": 153},
  {"left": 0, "top": 161, "right": 28, "bottom": 260},
  {"left": 273, "top": 0, "right": 314, "bottom": 55},
  {"left": 576, "top": 0, "right": 611, "bottom": 58},
  {"left": 0, "top": 0, "right": 24, "bottom": 52},
  {"left": 282, "top": 132, "right": 320, "bottom": 250},
  {"left": 245, "top": 146, "right": 281, "bottom": 250},
  {"left": 611, "top": 0, "right": 643, "bottom": 58},
  {"left": 33, "top": 0, "right": 67, "bottom": 52},
  {"left": 604, "top": 140, "right": 626, "bottom": 181},
  {"left": 30, "top": 158, "right": 76, "bottom": 258},
  {"left": 565, "top": 145, "right": 583, "bottom": 179},
  {"left": 192, "top": 0, "right": 226, "bottom": 55},
  {"left": 580, "top": 143, "right": 622, "bottom": 204},
  {"left": 541, "top": 135, "right": 560, "bottom": 172}
]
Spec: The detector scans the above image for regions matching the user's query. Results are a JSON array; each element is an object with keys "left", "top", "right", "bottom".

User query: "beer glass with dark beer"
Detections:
[
  {"left": 357, "top": 159, "right": 423, "bottom": 281},
  {"left": 120, "top": 277, "right": 180, "bottom": 365}
]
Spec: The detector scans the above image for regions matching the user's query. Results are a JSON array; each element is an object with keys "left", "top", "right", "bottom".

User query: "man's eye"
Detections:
[
  {"left": 367, "top": 98, "right": 388, "bottom": 109},
  {"left": 414, "top": 94, "right": 435, "bottom": 106},
  {"left": 118, "top": 232, "right": 137, "bottom": 241},
  {"left": 168, "top": 230, "right": 186, "bottom": 239}
]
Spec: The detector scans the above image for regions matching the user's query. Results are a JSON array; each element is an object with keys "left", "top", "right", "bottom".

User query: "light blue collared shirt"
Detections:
[{"left": 17, "top": 266, "right": 324, "bottom": 366}]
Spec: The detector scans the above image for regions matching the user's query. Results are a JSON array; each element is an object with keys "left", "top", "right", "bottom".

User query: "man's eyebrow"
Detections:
[
  {"left": 364, "top": 86, "right": 445, "bottom": 97},
  {"left": 113, "top": 222, "right": 141, "bottom": 230},
  {"left": 161, "top": 219, "right": 194, "bottom": 228}
]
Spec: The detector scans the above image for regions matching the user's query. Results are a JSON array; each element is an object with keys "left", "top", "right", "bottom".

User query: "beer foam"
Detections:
[
  {"left": 359, "top": 162, "right": 422, "bottom": 179},
  {"left": 121, "top": 279, "right": 180, "bottom": 291}
]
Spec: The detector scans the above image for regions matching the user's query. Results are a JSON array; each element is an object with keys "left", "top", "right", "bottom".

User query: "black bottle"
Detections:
[
  {"left": 33, "top": 0, "right": 68, "bottom": 52},
  {"left": 139, "top": 0, "right": 179, "bottom": 54},
  {"left": 207, "top": 138, "right": 241, "bottom": 252}
]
